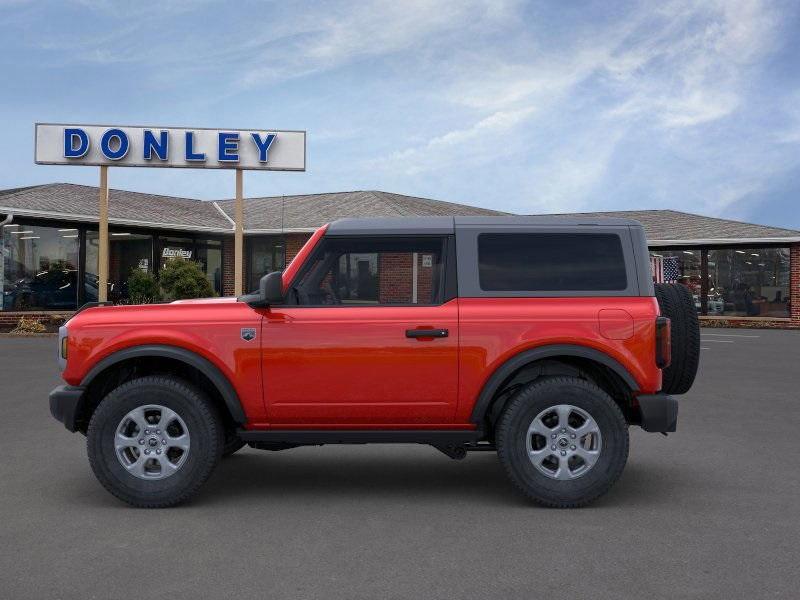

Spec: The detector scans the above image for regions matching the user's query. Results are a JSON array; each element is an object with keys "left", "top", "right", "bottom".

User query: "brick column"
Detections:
[
  {"left": 222, "top": 237, "right": 235, "bottom": 297},
  {"left": 379, "top": 253, "right": 413, "bottom": 303},
  {"left": 791, "top": 244, "right": 800, "bottom": 324}
]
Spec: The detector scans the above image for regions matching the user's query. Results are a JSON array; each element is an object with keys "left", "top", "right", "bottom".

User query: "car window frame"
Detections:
[
  {"left": 282, "top": 234, "right": 452, "bottom": 308},
  {"left": 455, "top": 225, "right": 640, "bottom": 298}
]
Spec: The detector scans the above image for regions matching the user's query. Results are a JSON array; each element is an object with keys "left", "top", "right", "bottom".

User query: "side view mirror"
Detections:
[
  {"left": 239, "top": 270, "right": 284, "bottom": 308},
  {"left": 261, "top": 271, "right": 285, "bottom": 304}
]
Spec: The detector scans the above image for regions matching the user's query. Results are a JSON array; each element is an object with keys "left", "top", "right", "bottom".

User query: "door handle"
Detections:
[{"left": 405, "top": 328, "right": 449, "bottom": 339}]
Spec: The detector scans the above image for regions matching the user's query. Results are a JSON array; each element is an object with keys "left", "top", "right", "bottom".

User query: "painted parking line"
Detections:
[
  {"left": 701, "top": 333, "right": 760, "bottom": 338},
  {"left": 700, "top": 339, "right": 734, "bottom": 343},
  {"left": 701, "top": 347, "right": 711, "bottom": 350}
]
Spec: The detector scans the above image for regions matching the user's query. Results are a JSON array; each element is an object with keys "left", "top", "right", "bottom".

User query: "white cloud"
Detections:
[
  {"left": 377, "top": 106, "right": 535, "bottom": 175},
  {"left": 516, "top": 123, "right": 627, "bottom": 214},
  {"left": 444, "top": 0, "right": 779, "bottom": 127},
  {"left": 609, "top": 0, "right": 780, "bottom": 128},
  {"left": 238, "top": 0, "right": 521, "bottom": 88},
  {"left": 369, "top": 0, "right": 791, "bottom": 213},
  {"left": 2, "top": 0, "right": 797, "bottom": 223}
]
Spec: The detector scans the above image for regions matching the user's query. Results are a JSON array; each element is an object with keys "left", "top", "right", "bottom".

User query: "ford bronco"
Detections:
[{"left": 49, "top": 216, "right": 699, "bottom": 507}]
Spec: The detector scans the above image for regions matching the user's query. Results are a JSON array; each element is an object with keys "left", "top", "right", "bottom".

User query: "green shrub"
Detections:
[
  {"left": 127, "top": 269, "right": 161, "bottom": 304},
  {"left": 159, "top": 259, "right": 215, "bottom": 300}
]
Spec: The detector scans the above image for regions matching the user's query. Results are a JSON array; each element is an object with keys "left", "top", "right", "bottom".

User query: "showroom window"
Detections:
[
  {"left": 158, "top": 236, "right": 223, "bottom": 296},
  {"left": 650, "top": 246, "right": 790, "bottom": 319},
  {"left": 85, "top": 230, "right": 154, "bottom": 304},
  {"left": 707, "top": 248, "right": 790, "bottom": 318},
  {"left": 649, "top": 250, "right": 703, "bottom": 314},
  {"left": 2, "top": 223, "right": 80, "bottom": 310},
  {"left": 85, "top": 232, "right": 224, "bottom": 302},
  {"left": 247, "top": 237, "right": 285, "bottom": 293},
  {"left": 159, "top": 236, "right": 195, "bottom": 271},
  {"left": 196, "top": 239, "right": 223, "bottom": 295}
]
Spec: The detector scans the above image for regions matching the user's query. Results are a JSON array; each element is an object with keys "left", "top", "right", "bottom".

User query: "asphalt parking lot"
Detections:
[{"left": 2, "top": 329, "right": 799, "bottom": 599}]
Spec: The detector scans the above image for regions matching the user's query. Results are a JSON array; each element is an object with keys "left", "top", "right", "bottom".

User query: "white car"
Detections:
[{"left": 694, "top": 294, "right": 724, "bottom": 315}]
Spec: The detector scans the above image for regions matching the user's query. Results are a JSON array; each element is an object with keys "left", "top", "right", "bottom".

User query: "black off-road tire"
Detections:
[
  {"left": 87, "top": 375, "right": 224, "bottom": 508},
  {"left": 654, "top": 283, "right": 700, "bottom": 395},
  {"left": 222, "top": 430, "right": 246, "bottom": 457},
  {"left": 496, "top": 377, "right": 629, "bottom": 508}
]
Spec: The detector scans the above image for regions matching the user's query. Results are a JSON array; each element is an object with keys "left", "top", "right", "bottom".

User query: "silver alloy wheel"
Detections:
[
  {"left": 114, "top": 405, "right": 191, "bottom": 480},
  {"left": 526, "top": 404, "right": 602, "bottom": 480}
]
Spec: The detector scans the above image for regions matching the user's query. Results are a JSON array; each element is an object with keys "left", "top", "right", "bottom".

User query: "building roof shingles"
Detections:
[
  {"left": 550, "top": 209, "right": 800, "bottom": 242},
  {"left": 0, "top": 183, "right": 230, "bottom": 231},
  {"left": 1, "top": 183, "right": 798, "bottom": 243},
  {"left": 214, "top": 190, "right": 504, "bottom": 230}
]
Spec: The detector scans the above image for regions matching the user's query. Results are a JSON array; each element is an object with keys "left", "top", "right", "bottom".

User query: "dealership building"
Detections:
[{"left": 1, "top": 182, "right": 799, "bottom": 328}]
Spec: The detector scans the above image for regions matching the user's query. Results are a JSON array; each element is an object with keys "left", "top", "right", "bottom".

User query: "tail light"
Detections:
[{"left": 655, "top": 316, "right": 671, "bottom": 369}]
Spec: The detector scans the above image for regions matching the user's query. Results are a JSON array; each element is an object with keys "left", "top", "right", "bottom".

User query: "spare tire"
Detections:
[{"left": 654, "top": 283, "right": 700, "bottom": 395}]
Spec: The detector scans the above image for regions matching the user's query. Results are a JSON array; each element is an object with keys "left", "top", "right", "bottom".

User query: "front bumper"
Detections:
[
  {"left": 637, "top": 393, "right": 678, "bottom": 433},
  {"left": 49, "top": 385, "right": 85, "bottom": 432}
]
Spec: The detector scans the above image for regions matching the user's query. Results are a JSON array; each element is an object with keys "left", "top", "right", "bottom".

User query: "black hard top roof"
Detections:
[{"left": 327, "top": 215, "right": 643, "bottom": 235}]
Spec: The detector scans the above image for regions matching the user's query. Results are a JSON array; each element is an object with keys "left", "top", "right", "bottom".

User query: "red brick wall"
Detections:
[
  {"left": 284, "top": 233, "right": 312, "bottom": 265},
  {"left": 0, "top": 311, "right": 71, "bottom": 327},
  {"left": 379, "top": 253, "right": 413, "bottom": 303},
  {"left": 222, "top": 237, "right": 235, "bottom": 296},
  {"left": 379, "top": 252, "right": 435, "bottom": 304}
]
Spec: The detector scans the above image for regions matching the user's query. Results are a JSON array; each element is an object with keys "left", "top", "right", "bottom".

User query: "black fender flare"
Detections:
[
  {"left": 469, "top": 344, "right": 640, "bottom": 424},
  {"left": 81, "top": 344, "right": 246, "bottom": 424}
]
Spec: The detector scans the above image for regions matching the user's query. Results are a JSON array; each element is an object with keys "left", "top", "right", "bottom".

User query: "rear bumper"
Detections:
[
  {"left": 637, "top": 393, "right": 678, "bottom": 433},
  {"left": 49, "top": 385, "right": 85, "bottom": 432}
]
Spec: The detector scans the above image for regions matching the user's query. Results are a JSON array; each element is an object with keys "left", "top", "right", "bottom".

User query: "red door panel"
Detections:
[{"left": 260, "top": 300, "right": 459, "bottom": 426}]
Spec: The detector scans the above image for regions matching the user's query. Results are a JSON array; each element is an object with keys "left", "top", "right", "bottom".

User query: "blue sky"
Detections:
[{"left": 1, "top": 0, "right": 799, "bottom": 227}]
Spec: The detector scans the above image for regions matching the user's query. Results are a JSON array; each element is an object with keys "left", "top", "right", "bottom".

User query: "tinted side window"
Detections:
[
  {"left": 293, "top": 237, "right": 445, "bottom": 305},
  {"left": 478, "top": 233, "right": 627, "bottom": 291}
]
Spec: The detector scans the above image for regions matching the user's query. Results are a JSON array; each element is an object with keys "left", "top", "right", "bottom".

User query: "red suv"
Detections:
[{"left": 49, "top": 216, "right": 699, "bottom": 507}]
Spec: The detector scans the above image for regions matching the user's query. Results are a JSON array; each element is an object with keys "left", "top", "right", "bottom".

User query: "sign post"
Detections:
[
  {"left": 235, "top": 169, "right": 244, "bottom": 296},
  {"left": 98, "top": 166, "right": 109, "bottom": 302},
  {"left": 34, "top": 123, "right": 306, "bottom": 300}
]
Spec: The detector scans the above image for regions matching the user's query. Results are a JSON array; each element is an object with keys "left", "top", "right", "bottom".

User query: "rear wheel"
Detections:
[
  {"left": 87, "top": 375, "right": 223, "bottom": 508},
  {"left": 655, "top": 283, "right": 700, "bottom": 394},
  {"left": 496, "top": 377, "right": 629, "bottom": 508}
]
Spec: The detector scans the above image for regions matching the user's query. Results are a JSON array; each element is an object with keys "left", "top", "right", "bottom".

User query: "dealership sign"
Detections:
[
  {"left": 34, "top": 123, "right": 306, "bottom": 171},
  {"left": 162, "top": 247, "right": 193, "bottom": 260}
]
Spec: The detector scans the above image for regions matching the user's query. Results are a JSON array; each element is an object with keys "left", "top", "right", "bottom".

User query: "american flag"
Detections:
[{"left": 651, "top": 255, "right": 679, "bottom": 283}]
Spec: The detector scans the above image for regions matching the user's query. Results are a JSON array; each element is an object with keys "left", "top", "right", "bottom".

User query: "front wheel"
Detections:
[
  {"left": 496, "top": 377, "right": 629, "bottom": 508},
  {"left": 222, "top": 429, "right": 246, "bottom": 457},
  {"left": 87, "top": 375, "right": 224, "bottom": 508}
]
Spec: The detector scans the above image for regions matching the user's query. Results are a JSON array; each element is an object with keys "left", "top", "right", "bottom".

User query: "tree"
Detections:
[{"left": 159, "top": 259, "right": 215, "bottom": 300}]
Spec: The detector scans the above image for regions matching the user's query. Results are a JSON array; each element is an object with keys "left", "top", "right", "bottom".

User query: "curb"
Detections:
[{"left": 0, "top": 332, "right": 58, "bottom": 337}]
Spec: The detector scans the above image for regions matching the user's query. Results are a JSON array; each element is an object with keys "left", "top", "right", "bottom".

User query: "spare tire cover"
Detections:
[{"left": 654, "top": 283, "right": 700, "bottom": 395}]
